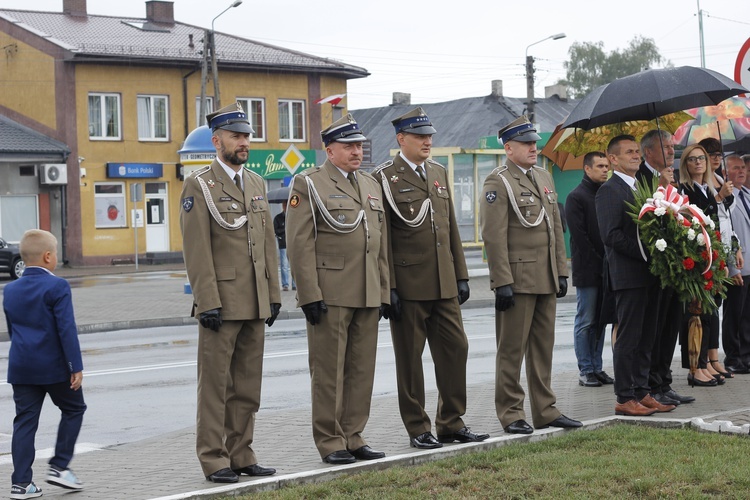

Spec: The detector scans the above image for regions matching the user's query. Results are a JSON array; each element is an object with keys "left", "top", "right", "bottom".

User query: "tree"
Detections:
[{"left": 560, "top": 36, "right": 667, "bottom": 98}]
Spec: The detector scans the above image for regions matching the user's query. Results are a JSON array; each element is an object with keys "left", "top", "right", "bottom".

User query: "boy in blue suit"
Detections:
[{"left": 4, "top": 229, "right": 86, "bottom": 499}]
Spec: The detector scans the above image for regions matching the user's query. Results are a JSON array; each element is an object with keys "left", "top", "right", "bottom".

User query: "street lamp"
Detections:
[
  {"left": 200, "top": 0, "right": 243, "bottom": 121},
  {"left": 525, "top": 33, "right": 566, "bottom": 124}
]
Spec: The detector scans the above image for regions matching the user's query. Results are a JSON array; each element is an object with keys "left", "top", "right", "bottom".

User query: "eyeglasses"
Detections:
[
  {"left": 686, "top": 155, "right": 707, "bottom": 164},
  {"left": 709, "top": 152, "right": 723, "bottom": 159}
]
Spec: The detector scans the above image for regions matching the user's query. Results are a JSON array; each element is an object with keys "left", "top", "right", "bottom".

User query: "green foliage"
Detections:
[
  {"left": 561, "top": 36, "right": 668, "bottom": 98},
  {"left": 627, "top": 178, "right": 732, "bottom": 314}
]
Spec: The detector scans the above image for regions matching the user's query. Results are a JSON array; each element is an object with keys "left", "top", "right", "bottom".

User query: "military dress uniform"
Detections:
[
  {"left": 180, "top": 103, "right": 280, "bottom": 479},
  {"left": 480, "top": 118, "right": 567, "bottom": 431},
  {"left": 286, "top": 116, "right": 389, "bottom": 460},
  {"left": 374, "top": 109, "right": 473, "bottom": 444}
]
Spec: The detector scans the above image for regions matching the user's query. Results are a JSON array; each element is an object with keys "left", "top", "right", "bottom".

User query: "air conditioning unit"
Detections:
[{"left": 40, "top": 164, "right": 68, "bottom": 185}]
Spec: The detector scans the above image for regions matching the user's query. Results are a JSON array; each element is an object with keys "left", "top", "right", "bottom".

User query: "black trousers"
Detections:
[
  {"left": 614, "top": 284, "right": 661, "bottom": 403},
  {"left": 722, "top": 279, "right": 750, "bottom": 367},
  {"left": 649, "top": 288, "right": 683, "bottom": 393}
]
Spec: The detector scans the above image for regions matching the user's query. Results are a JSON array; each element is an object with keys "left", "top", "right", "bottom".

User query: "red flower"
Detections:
[
  {"left": 683, "top": 258, "right": 695, "bottom": 270},
  {"left": 720, "top": 260, "right": 726, "bottom": 270},
  {"left": 704, "top": 270, "right": 713, "bottom": 280},
  {"left": 716, "top": 231, "right": 722, "bottom": 240},
  {"left": 705, "top": 281, "right": 714, "bottom": 291},
  {"left": 712, "top": 249, "right": 719, "bottom": 260},
  {"left": 701, "top": 250, "right": 709, "bottom": 261}
]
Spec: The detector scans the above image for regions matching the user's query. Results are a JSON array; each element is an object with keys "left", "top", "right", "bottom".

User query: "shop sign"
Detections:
[{"left": 107, "top": 163, "right": 163, "bottom": 178}]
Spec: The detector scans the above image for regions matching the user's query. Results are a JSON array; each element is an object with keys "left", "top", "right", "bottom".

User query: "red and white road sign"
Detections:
[{"left": 735, "top": 37, "right": 750, "bottom": 92}]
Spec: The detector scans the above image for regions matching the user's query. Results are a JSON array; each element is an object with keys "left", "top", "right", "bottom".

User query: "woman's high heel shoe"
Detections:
[
  {"left": 709, "top": 359, "right": 734, "bottom": 378},
  {"left": 687, "top": 373, "right": 718, "bottom": 387}
]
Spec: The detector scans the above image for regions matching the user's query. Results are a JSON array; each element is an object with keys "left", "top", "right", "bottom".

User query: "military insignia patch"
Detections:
[
  {"left": 182, "top": 196, "right": 194, "bottom": 212},
  {"left": 207, "top": 179, "right": 215, "bottom": 188},
  {"left": 485, "top": 191, "right": 497, "bottom": 204},
  {"left": 290, "top": 194, "right": 300, "bottom": 208},
  {"left": 390, "top": 175, "right": 399, "bottom": 183}
]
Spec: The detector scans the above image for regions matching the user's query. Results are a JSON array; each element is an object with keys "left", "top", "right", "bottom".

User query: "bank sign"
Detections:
[
  {"left": 245, "top": 145, "right": 316, "bottom": 179},
  {"left": 107, "top": 163, "right": 163, "bottom": 178}
]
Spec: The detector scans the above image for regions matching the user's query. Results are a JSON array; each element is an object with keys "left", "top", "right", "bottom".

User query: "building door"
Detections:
[{"left": 145, "top": 182, "right": 169, "bottom": 252}]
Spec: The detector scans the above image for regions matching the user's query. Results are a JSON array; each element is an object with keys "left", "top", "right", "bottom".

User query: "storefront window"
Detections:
[
  {"left": 94, "top": 182, "right": 127, "bottom": 228},
  {"left": 452, "top": 154, "right": 475, "bottom": 242}
]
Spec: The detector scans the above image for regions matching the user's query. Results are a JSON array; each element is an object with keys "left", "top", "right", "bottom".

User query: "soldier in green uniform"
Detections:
[
  {"left": 480, "top": 116, "right": 581, "bottom": 435},
  {"left": 286, "top": 114, "right": 389, "bottom": 465},
  {"left": 180, "top": 102, "right": 280, "bottom": 483},
  {"left": 375, "top": 107, "right": 488, "bottom": 449}
]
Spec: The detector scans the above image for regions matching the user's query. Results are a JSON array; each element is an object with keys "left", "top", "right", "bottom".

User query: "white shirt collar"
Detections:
[
  {"left": 217, "top": 157, "right": 242, "bottom": 190},
  {"left": 25, "top": 265, "right": 54, "bottom": 275},
  {"left": 613, "top": 170, "right": 637, "bottom": 190},
  {"left": 644, "top": 161, "right": 660, "bottom": 177},
  {"left": 399, "top": 151, "right": 425, "bottom": 173}
]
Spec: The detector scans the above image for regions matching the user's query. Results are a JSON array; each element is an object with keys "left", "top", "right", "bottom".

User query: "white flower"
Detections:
[
  {"left": 655, "top": 239, "right": 667, "bottom": 251},
  {"left": 654, "top": 207, "right": 667, "bottom": 216},
  {"left": 707, "top": 219, "right": 715, "bottom": 229},
  {"left": 687, "top": 228, "right": 696, "bottom": 240},
  {"left": 692, "top": 217, "right": 701, "bottom": 226},
  {"left": 697, "top": 233, "right": 706, "bottom": 246},
  {"left": 653, "top": 191, "right": 665, "bottom": 200}
]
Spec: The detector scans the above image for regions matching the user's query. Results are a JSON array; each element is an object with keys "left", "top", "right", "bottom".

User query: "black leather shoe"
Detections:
[
  {"left": 504, "top": 419, "right": 533, "bottom": 434},
  {"left": 349, "top": 445, "right": 385, "bottom": 460},
  {"left": 410, "top": 432, "right": 443, "bottom": 449},
  {"left": 438, "top": 426, "right": 490, "bottom": 443},
  {"left": 594, "top": 371, "right": 615, "bottom": 384},
  {"left": 653, "top": 392, "right": 680, "bottom": 406},
  {"left": 725, "top": 363, "right": 749, "bottom": 374},
  {"left": 233, "top": 464, "right": 276, "bottom": 476},
  {"left": 538, "top": 414, "right": 583, "bottom": 429},
  {"left": 664, "top": 389, "right": 695, "bottom": 404},
  {"left": 579, "top": 373, "right": 602, "bottom": 387},
  {"left": 323, "top": 450, "right": 356, "bottom": 464},
  {"left": 206, "top": 467, "right": 238, "bottom": 483},
  {"left": 687, "top": 374, "right": 718, "bottom": 387}
]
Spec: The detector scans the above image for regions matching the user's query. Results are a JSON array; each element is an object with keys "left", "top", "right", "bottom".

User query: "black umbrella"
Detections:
[
  {"left": 562, "top": 66, "right": 749, "bottom": 130},
  {"left": 724, "top": 135, "right": 750, "bottom": 154},
  {"left": 266, "top": 186, "right": 290, "bottom": 203}
]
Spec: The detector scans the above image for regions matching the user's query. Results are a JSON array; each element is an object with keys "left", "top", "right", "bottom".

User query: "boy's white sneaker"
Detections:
[
  {"left": 46, "top": 466, "right": 83, "bottom": 490},
  {"left": 10, "top": 481, "right": 43, "bottom": 499}
]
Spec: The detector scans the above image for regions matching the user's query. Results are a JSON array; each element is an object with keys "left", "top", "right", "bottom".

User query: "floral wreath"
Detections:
[{"left": 627, "top": 179, "right": 732, "bottom": 314}]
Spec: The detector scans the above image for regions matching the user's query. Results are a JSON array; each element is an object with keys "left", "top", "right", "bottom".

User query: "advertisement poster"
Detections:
[{"left": 95, "top": 197, "right": 126, "bottom": 228}]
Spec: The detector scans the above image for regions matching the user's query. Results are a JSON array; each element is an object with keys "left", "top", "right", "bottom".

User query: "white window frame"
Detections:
[
  {"left": 278, "top": 99, "right": 306, "bottom": 142},
  {"left": 88, "top": 93, "right": 121, "bottom": 140},
  {"left": 94, "top": 182, "right": 127, "bottom": 228},
  {"left": 137, "top": 95, "right": 169, "bottom": 141},
  {"left": 0, "top": 195, "right": 39, "bottom": 242},
  {"left": 237, "top": 97, "right": 266, "bottom": 142},
  {"left": 195, "top": 96, "right": 214, "bottom": 128}
]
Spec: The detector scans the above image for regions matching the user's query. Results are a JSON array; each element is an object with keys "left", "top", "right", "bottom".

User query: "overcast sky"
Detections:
[{"left": 2, "top": 0, "right": 748, "bottom": 110}]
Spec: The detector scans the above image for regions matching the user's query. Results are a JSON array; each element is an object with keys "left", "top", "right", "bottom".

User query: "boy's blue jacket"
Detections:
[{"left": 4, "top": 267, "right": 83, "bottom": 384}]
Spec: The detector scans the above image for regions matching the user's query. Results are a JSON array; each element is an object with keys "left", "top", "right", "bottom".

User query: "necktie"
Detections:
[
  {"left": 234, "top": 173, "right": 242, "bottom": 192},
  {"left": 347, "top": 172, "right": 358, "bottom": 190},
  {"left": 416, "top": 165, "right": 426, "bottom": 181},
  {"left": 526, "top": 169, "right": 537, "bottom": 189}
]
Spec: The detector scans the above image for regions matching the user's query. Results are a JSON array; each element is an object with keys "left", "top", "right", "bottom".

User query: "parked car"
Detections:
[{"left": 0, "top": 237, "right": 24, "bottom": 280}]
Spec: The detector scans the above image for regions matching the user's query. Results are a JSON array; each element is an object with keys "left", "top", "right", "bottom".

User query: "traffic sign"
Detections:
[{"left": 735, "top": 37, "right": 750, "bottom": 92}]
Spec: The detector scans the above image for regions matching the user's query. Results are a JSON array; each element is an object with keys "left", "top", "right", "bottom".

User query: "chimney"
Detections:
[
  {"left": 146, "top": 1, "right": 175, "bottom": 24},
  {"left": 491, "top": 80, "right": 503, "bottom": 98},
  {"left": 545, "top": 84, "right": 568, "bottom": 100},
  {"left": 392, "top": 92, "right": 411, "bottom": 106},
  {"left": 63, "top": 0, "right": 87, "bottom": 17}
]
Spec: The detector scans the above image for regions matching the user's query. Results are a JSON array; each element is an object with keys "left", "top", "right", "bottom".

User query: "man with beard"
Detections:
[{"left": 180, "top": 102, "right": 280, "bottom": 483}]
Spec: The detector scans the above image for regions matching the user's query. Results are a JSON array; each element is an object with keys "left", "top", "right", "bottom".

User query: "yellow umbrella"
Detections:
[
  {"left": 686, "top": 300, "right": 702, "bottom": 381},
  {"left": 553, "top": 111, "right": 692, "bottom": 156}
]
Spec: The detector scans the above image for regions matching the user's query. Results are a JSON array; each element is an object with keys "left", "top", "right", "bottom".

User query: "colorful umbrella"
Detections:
[
  {"left": 539, "top": 124, "right": 585, "bottom": 170},
  {"left": 673, "top": 97, "right": 750, "bottom": 146},
  {"left": 552, "top": 112, "right": 691, "bottom": 157}
]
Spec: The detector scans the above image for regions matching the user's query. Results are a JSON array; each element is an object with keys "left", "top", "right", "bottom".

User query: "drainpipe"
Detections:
[{"left": 182, "top": 68, "right": 198, "bottom": 138}]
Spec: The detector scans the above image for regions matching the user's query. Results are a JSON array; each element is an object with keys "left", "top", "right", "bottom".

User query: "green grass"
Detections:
[{"left": 228, "top": 424, "right": 750, "bottom": 499}]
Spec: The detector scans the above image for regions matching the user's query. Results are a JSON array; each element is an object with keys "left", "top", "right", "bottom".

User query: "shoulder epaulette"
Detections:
[
  {"left": 426, "top": 158, "right": 445, "bottom": 168},
  {"left": 192, "top": 165, "right": 211, "bottom": 177},
  {"left": 358, "top": 170, "right": 376, "bottom": 182},
  {"left": 373, "top": 160, "right": 394, "bottom": 175},
  {"left": 494, "top": 165, "right": 509, "bottom": 175}
]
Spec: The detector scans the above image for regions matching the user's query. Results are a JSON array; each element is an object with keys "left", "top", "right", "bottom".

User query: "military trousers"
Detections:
[
  {"left": 307, "top": 305, "right": 378, "bottom": 458},
  {"left": 196, "top": 318, "right": 265, "bottom": 476},
  {"left": 495, "top": 293, "right": 560, "bottom": 428},
  {"left": 390, "top": 297, "right": 468, "bottom": 437}
]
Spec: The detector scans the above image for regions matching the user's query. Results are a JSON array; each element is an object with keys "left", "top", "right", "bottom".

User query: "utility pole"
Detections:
[
  {"left": 697, "top": 0, "right": 706, "bottom": 68},
  {"left": 199, "top": 29, "right": 209, "bottom": 126},
  {"left": 524, "top": 33, "right": 566, "bottom": 126},
  {"left": 210, "top": 30, "right": 221, "bottom": 109}
]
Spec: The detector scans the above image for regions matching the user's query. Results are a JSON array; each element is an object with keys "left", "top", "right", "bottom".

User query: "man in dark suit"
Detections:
[
  {"left": 636, "top": 130, "right": 695, "bottom": 405},
  {"left": 287, "top": 114, "right": 389, "bottom": 465},
  {"left": 374, "top": 107, "right": 488, "bottom": 449},
  {"left": 180, "top": 102, "right": 280, "bottom": 483},
  {"left": 481, "top": 116, "right": 581, "bottom": 435},
  {"left": 595, "top": 135, "right": 675, "bottom": 416}
]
